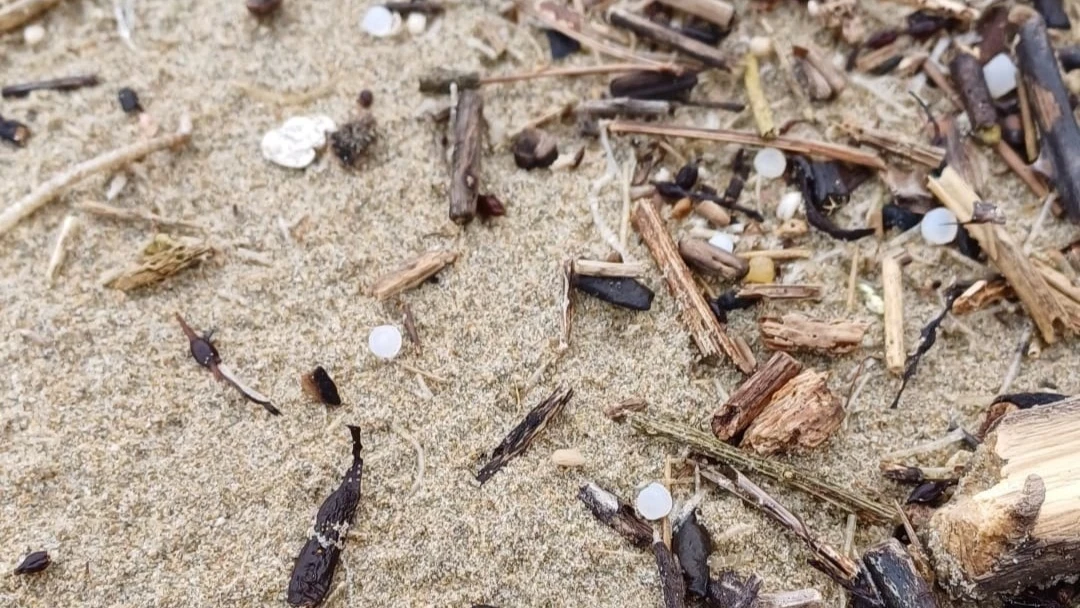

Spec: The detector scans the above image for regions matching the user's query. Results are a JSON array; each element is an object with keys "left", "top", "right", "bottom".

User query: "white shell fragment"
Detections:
[
  {"left": 260, "top": 115, "right": 336, "bottom": 169},
  {"left": 754, "top": 147, "right": 787, "bottom": 180},
  {"left": 406, "top": 12, "right": 427, "bottom": 35},
  {"left": 23, "top": 24, "right": 45, "bottom": 46},
  {"left": 920, "top": 207, "right": 959, "bottom": 245},
  {"left": 368, "top": 325, "right": 403, "bottom": 360},
  {"left": 776, "top": 191, "right": 803, "bottom": 220},
  {"left": 708, "top": 233, "right": 736, "bottom": 253},
  {"left": 362, "top": 5, "right": 396, "bottom": 37},
  {"left": 983, "top": 53, "right": 1018, "bottom": 99},
  {"left": 636, "top": 482, "right": 673, "bottom": 521}
]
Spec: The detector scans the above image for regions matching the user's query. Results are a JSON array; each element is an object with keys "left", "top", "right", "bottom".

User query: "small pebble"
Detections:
[
  {"left": 749, "top": 36, "right": 773, "bottom": 58},
  {"left": 406, "top": 11, "right": 427, "bottom": 35},
  {"left": 982, "top": 53, "right": 1017, "bottom": 99},
  {"left": 550, "top": 448, "right": 585, "bottom": 467},
  {"left": 745, "top": 256, "right": 776, "bottom": 283},
  {"left": 636, "top": 482, "right": 673, "bottom": 521},
  {"left": 753, "top": 147, "right": 787, "bottom": 180},
  {"left": 708, "top": 233, "right": 735, "bottom": 253},
  {"left": 776, "top": 191, "right": 802, "bottom": 220},
  {"left": 23, "top": 24, "right": 45, "bottom": 46},
  {"left": 368, "top": 325, "right": 402, "bottom": 360},
  {"left": 362, "top": 5, "right": 397, "bottom": 37},
  {"left": 920, "top": 207, "right": 959, "bottom": 245}
]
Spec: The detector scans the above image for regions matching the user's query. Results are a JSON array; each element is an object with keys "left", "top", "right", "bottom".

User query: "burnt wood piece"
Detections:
[
  {"left": 476, "top": 386, "right": 573, "bottom": 484},
  {"left": 578, "top": 482, "right": 653, "bottom": 547},
  {"left": 571, "top": 274, "right": 655, "bottom": 311},
  {"left": 608, "top": 9, "right": 728, "bottom": 69}
]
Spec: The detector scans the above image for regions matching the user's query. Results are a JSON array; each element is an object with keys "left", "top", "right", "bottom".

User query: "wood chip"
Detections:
[
  {"left": 743, "top": 369, "right": 844, "bottom": 455},
  {"left": 712, "top": 352, "right": 803, "bottom": 441},
  {"left": 476, "top": 385, "right": 573, "bottom": 484},
  {"left": 759, "top": 314, "right": 869, "bottom": 355},
  {"left": 371, "top": 250, "right": 457, "bottom": 301}
]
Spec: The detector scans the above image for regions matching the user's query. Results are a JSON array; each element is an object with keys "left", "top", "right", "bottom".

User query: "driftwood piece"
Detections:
[
  {"left": 476, "top": 386, "right": 572, "bottom": 484},
  {"left": 632, "top": 200, "right": 756, "bottom": 373},
  {"left": 736, "top": 284, "right": 822, "bottom": 300},
  {"left": 450, "top": 90, "right": 484, "bottom": 224},
  {"left": 882, "top": 252, "right": 906, "bottom": 374},
  {"left": 862, "top": 539, "right": 938, "bottom": 608},
  {"left": 926, "top": 395, "right": 1080, "bottom": 598},
  {"left": 370, "top": 250, "right": 457, "bottom": 301},
  {"left": 707, "top": 571, "right": 762, "bottom": 607},
  {"left": 0, "top": 0, "right": 62, "bottom": 34},
  {"left": 608, "top": 8, "right": 728, "bottom": 69},
  {"left": 928, "top": 167, "right": 1080, "bottom": 342},
  {"left": 1016, "top": 12, "right": 1080, "bottom": 222},
  {"left": 578, "top": 482, "right": 653, "bottom": 547},
  {"left": 743, "top": 370, "right": 844, "bottom": 455},
  {"left": 652, "top": 531, "right": 688, "bottom": 608},
  {"left": 949, "top": 52, "right": 1000, "bottom": 145},
  {"left": 712, "top": 352, "right": 803, "bottom": 441},
  {"left": 759, "top": 314, "right": 868, "bottom": 355}
]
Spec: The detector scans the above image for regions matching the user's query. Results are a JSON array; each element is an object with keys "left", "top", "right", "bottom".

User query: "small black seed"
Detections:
[
  {"left": 14, "top": 551, "right": 50, "bottom": 575},
  {"left": 572, "top": 275, "right": 654, "bottom": 311},
  {"left": 675, "top": 162, "right": 698, "bottom": 190},
  {"left": 117, "top": 87, "right": 142, "bottom": 114},
  {"left": 358, "top": 89, "right": 374, "bottom": 108}
]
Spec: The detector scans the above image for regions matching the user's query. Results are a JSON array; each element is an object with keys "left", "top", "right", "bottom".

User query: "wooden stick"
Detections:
[
  {"left": 0, "top": 116, "right": 193, "bottom": 237},
  {"left": 678, "top": 237, "right": 748, "bottom": 280},
  {"left": 1016, "top": 75, "right": 1038, "bottom": 162},
  {"left": 449, "top": 90, "right": 483, "bottom": 224},
  {"left": 578, "top": 482, "right": 653, "bottom": 547},
  {"left": 632, "top": 201, "right": 756, "bottom": 373},
  {"left": 45, "top": 215, "right": 78, "bottom": 285},
  {"left": 882, "top": 252, "right": 906, "bottom": 375},
  {"left": 736, "top": 284, "right": 822, "bottom": 300},
  {"left": 607, "top": 121, "right": 886, "bottom": 170},
  {"left": 736, "top": 248, "right": 811, "bottom": 261},
  {"left": 743, "top": 53, "right": 775, "bottom": 138},
  {"left": 921, "top": 60, "right": 965, "bottom": 111},
  {"left": 75, "top": 200, "right": 205, "bottom": 231},
  {"left": 574, "top": 97, "right": 673, "bottom": 119},
  {"left": 655, "top": 0, "right": 733, "bottom": 28},
  {"left": 572, "top": 259, "right": 648, "bottom": 277},
  {"left": 759, "top": 314, "right": 869, "bottom": 356},
  {"left": 370, "top": 250, "right": 457, "bottom": 301},
  {"left": 994, "top": 140, "right": 1050, "bottom": 198},
  {"left": 560, "top": 259, "right": 574, "bottom": 351},
  {"left": 608, "top": 9, "right": 729, "bottom": 69},
  {"left": 480, "top": 63, "right": 678, "bottom": 85},
  {"left": 0, "top": 0, "right": 62, "bottom": 33},
  {"left": 526, "top": 5, "right": 668, "bottom": 67},
  {"left": 928, "top": 166, "right": 1078, "bottom": 342},
  {"left": 711, "top": 352, "right": 803, "bottom": 441},
  {"left": 950, "top": 52, "right": 1001, "bottom": 145},
  {"left": 846, "top": 248, "right": 860, "bottom": 312},
  {"left": 838, "top": 121, "right": 945, "bottom": 168}
]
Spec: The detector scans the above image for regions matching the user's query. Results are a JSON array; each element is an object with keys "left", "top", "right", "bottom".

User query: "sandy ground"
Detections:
[{"left": 2, "top": 1, "right": 1079, "bottom": 607}]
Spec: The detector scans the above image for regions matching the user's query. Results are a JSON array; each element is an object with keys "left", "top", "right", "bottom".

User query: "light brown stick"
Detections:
[
  {"left": 75, "top": 200, "right": 205, "bottom": 231},
  {"left": 737, "top": 248, "right": 812, "bottom": 261},
  {"left": 371, "top": 250, "right": 457, "bottom": 300},
  {"left": 481, "top": 63, "right": 678, "bottom": 85},
  {"left": 0, "top": 0, "right": 62, "bottom": 33},
  {"left": 656, "top": 0, "right": 733, "bottom": 28},
  {"left": 608, "top": 9, "right": 729, "bottom": 69},
  {"left": 572, "top": 259, "right": 648, "bottom": 277},
  {"left": 712, "top": 352, "right": 802, "bottom": 440},
  {"left": 736, "top": 284, "right": 823, "bottom": 300},
  {"left": 793, "top": 43, "right": 847, "bottom": 94},
  {"left": 632, "top": 201, "right": 756, "bottom": 373},
  {"left": 838, "top": 121, "right": 945, "bottom": 167},
  {"left": 449, "top": 90, "right": 483, "bottom": 224},
  {"left": 882, "top": 252, "right": 906, "bottom": 374},
  {"left": 560, "top": 258, "right": 574, "bottom": 351}
]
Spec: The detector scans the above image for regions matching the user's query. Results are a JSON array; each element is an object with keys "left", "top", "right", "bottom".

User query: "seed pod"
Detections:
[
  {"left": 117, "top": 87, "right": 142, "bottom": 114},
  {"left": 0, "top": 119, "right": 31, "bottom": 147},
  {"left": 301, "top": 366, "right": 342, "bottom": 406},
  {"left": 331, "top": 115, "right": 376, "bottom": 167},
  {"left": 14, "top": 551, "right": 50, "bottom": 575},
  {"left": 246, "top": 0, "right": 282, "bottom": 16},
  {"left": 609, "top": 70, "right": 698, "bottom": 101},
  {"left": 949, "top": 52, "right": 1001, "bottom": 145},
  {"left": 678, "top": 238, "right": 748, "bottom": 280},
  {"left": 512, "top": 128, "right": 558, "bottom": 170}
]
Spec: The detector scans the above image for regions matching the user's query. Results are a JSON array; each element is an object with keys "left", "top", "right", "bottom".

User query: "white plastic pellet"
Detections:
[
  {"left": 920, "top": 207, "right": 959, "bottom": 245},
  {"left": 776, "top": 191, "right": 803, "bottom": 220},
  {"left": 362, "top": 5, "right": 396, "bottom": 37},
  {"left": 753, "top": 147, "right": 786, "bottom": 180},
  {"left": 749, "top": 36, "right": 773, "bottom": 58},
  {"left": 653, "top": 167, "right": 672, "bottom": 183},
  {"left": 23, "top": 24, "right": 45, "bottom": 46},
  {"left": 983, "top": 53, "right": 1018, "bottom": 99},
  {"left": 406, "top": 12, "right": 427, "bottom": 35},
  {"left": 708, "top": 233, "right": 736, "bottom": 253},
  {"left": 635, "top": 482, "right": 673, "bottom": 521},
  {"left": 368, "top": 325, "right": 403, "bottom": 360}
]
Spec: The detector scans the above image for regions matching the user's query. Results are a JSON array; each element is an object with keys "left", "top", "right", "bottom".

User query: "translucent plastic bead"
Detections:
[
  {"left": 635, "top": 482, "right": 673, "bottom": 521},
  {"left": 708, "top": 233, "right": 735, "bottom": 253},
  {"left": 368, "top": 325, "right": 403, "bottom": 359},
  {"left": 983, "top": 53, "right": 1017, "bottom": 99},
  {"left": 920, "top": 207, "right": 958, "bottom": 245},
  {"left": 754, "top": 147, "right": 786, "bottom": 180},
  {"left": 362, "top": 6, "right": 396, "bottom": 37}
]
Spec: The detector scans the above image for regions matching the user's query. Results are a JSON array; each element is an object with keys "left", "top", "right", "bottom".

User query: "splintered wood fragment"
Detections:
[
  {"left": 632, "top": 201, "right": 756, "bottom": 373},
  {"left": 712, "top": 352, "right": 803, "bottom": 441},
  {"left": 994, "top": 140, "right": 1049, "bottom": 198},
  {"left": 526, "top": 3, "right": 668, "bottom": 67},
  {"left": 793, "top": 43, "right": 846, "bottom": 94},
  {"left": 736, "top": 248, "right": 812, "bottom": 261},
  {"left": 862, "top": 539, "right": 939, "bottom": 608},
  {"left": 560, "top": 259, "right": 574, "bottom": 350},
  {"left": 608, "top": 9, "right": 728, "bottom": 69},
  {"left": 855, "top": 38, "right": 908, "bottom": 74},
  {"left": 926, "top": 395, "right": 1080, "bottom": 598},
  {"left": 0, "top": 0, "right": 62, "bottom": 34},
  {"left": 608, "top": 121, "right": 885, "bottom": 170},
  {"left": 75, "top": 200, "right": 205, "bottom": 231},
  {"left": 838, "top": 121, "right": 945, "bottom": 167},
  {"left": 755, "top": 589, "right": 824, "bottom": 608},
  {"left": 573, "top": 259, "right": 647, "bottom": 277},
  {"left": 928, "top": 167, "right": 1077, "bottom": 342},
  {"left": 736, "top": 284, "right": 822, "bottom": 300},
  {"left": 45, "top": 215, "right": 78, "bottom": 286},
  {"left": 656, "top": 0, "right": 733, "bottom": 28},
  {"left": 450, "top": 90, "right": 484, "bottom": 224},
  {"left": 652, "top": 529, "right": 688, "bottom": 608},
  {"left": 371, "top": 250, "right": 457, "bottom": 301},
  {"left": 743, "top": 369, "right": 844, "bottom": 455},
  {"left": 631, "top": 413, "right": 896, "bottom": 521},
  {"left": 476, "top": 386, "right": 573, "bottom": 484},
  {"left": 105, "top": 234, "right": 213, "bottom": 291},
  {"left": 759, "top": 314, "right": 869, "bottom": 355},
  {"left": 604, "top": 397, "right": 647, "bottom": 420},
  {"left": 882, "top": 252, "right": 906, "bottom": 374},
  {"left": 578, "top": 482, "right": 653, "bottom": 547},
  {"left": 482, "top": 64, "right": 679, "bottom": 87},
  {"left": 1016, "top": 12, "right": 1080, "bottom": 222},
  {"left": 744, "top": 53, "right": 775, "bottom": 138},
  {"left": 707, "top": 570, "right": 762, "bottom": 607}
]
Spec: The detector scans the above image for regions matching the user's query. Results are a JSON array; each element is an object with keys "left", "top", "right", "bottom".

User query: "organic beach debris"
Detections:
[
  {"left": 1, "top": 74, "right": 99, "bottom": 98},
  {"left": 287, "top": 425, "right": 364, "bottom": 607},
  {"left": 571, "top": 274, "right": 654, "bottom": 311},
  {"left": 330, "top": 114, "right": 376, "bottom": 168},
  {"left": 13, "top": 550, "right": 50, "bottom": 575},
  {"left": 260, "top": 115, "right": 336, "bottom": 169},
  {"left": 476, "top": 385, "right": 573, "bottom": 484},
  {"left": 512, "top": 128, "right": 558, "bottom": 170},
  {"left": 117, "top": 87, "right": 142, "bottom": 114},
  {"left": 105, "top": 234, "right": 213, "bottom": 291},
  {"left": 890, "top": 282, "right": 970, "bottom": 409},
  {"left": 673, "top": 509, "right": 712, "bottom": 598},
  {"left": 175, "top": 313, "right": 280, "bottom": 415},
  {"left": 301, "top": 366, "right": 342, "bottom": 406},
  {"left": 0, "top": 115, "right": 30, "bottom": 147},
  {"left": 577, "top": 482, "right": 652, "bottom": 548}
]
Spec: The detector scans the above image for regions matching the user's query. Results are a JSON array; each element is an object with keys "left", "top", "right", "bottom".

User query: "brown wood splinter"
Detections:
[
  {"left": 743, "top": 370, "right": 844, "bottom": 455},
  {"left": 370, "top": 250, "right": 457, "bottom": 301},
  {"left": 175, "top": 314, "right": 280, "bottom": 415},
  {"left": 759, "top": 314, "right": 869, "bottom": 355},
  {"left": 476, "top": 386, "right": 573, "bottom": 484},
  {"left": 712, "top": 352, "right": 802, "bottom": 441}
]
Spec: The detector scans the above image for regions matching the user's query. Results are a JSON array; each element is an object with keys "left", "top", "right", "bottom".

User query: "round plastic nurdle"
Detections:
[
  {"left": 636, "top": 482, "right": 673, "bottom": 521},
  {"left": 920, "top": 207, "right": 959, "bottom": 245},
  {"left": 708, "top": 233, "right": 735, "bottom": 253},
  {"left": 368, "top": 325, "right": 403, "bottom": 360},
  {"left": 754, "top": 148, "right": 786, "bottom": 180},
  {"left": 362, "top": 6, "right": 395, "bottom": 37},
  {"left": 406, "top": 12, "right": 427, "bottom": 35},
  {"left": 983, "top": 53, "right": 1017, "bottom": 99}
]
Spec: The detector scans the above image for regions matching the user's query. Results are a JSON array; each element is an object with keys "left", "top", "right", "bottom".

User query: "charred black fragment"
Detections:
[
  {"left": 652, "top": 536, "right": 687, "bottom": 608},
  {"left": 708, "top": 289, "right": 760, "bottom": 323},
  {"left": 0, "top": 118, "right": 31, "bottom": 147},
  {"left": 512, "top": 128, "right": 558, "bottom": 170},
  {"left": 544, "top": 29, "right": 580, "bottom": 59},
  {"left": 331, "top": 115, "right": 377, "bottom": 168},
  {"left": 882, "top": 204, "right": 923, "bottom": 232},
  {"left": 789, "top": 156, "right": 873, "bottom": 241},
  {"left": 476, "top": 193, "right": 507, "bottom": 218},
  {"left": 882, "top": 463, "right": 926, "bottom": 484},
  {"left": 675, "top": 162, "right": 699, "bottom": 190},
  {"left": 906, "top": 11, "right": 957, "bottom": 40},
  {"left": 609, "top": 70, "right": 698, "bottom": 101},
  {"left": 578, "top": 482, "right": 653, "bottom": 548},
  {"left": 862, "top": 539, "right": 938, "bottom": 608},
  {"left": 1033, "top": 0, "right": 1071, "bottom": 30},
  {"left": 890, "top": 283, "right": 970, "bottom": 408},
  {"left": 905, "top": 480, "right": 954, "bottom": 506},
  {"left": 2, "top": 74, "right": 100, "bottom": 99},
  {"left": 572, "top": 274, "right": 655, "bottom": 311},
  {"left": 950, "top": 52, "right": 1000, "bottom": 145},
  {"left": 673, "top": 509, "right": 712, "bottom": 598},
  {"left": 476, "top": 386, "right": 573, "bottom": 484},
  {"left": 1059, "top": 46, "right": 1080, "bottom": 73},
  {"left": 706, "top": 571, "right": 762, "bottom": 608},
  {"left": 117, "top": 87, "right": 142, "bottom": 114},
  {"left": 287, "top": 426, "right": 364, "bottom": 608},
  {"left": 991, "top": 392, "right": 1068, "bottom": 409},
  {"left": 954, "top": 225, "right": 983, "bottom": 261},
  {"left": 13, "top": 551, "right": 50, "bottom": 575},
  {"left": 302, "top": 366, "right": 342, "bottom": 406},
  {"left": 869, "top": 55, "right": 903, "bottom": 76}
]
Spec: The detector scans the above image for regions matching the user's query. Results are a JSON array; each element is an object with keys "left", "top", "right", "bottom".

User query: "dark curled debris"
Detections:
[
  {"left": 572, "top": 274, "right": 654, "bottom": 311},
  {"left": 949, "top": 52, "right": 999, "bottom": 145},
  {"left": 881, "top": 204, "right": 922, "bottom": 232},
  {"left": 1033, "top": 0, "right": 1071, "bottom": 30},
  {"left": 476, "top": 385, "right": 572, "bottom": 484},
  {"left": 330, "top": 115, "right": 376, "bottom": 168},
  {"left": 544, "top": 29, "right": 580, "bottom": 59},
  {"left": 789, "top": 156, "right": 873, "bottom": 241},
  {"left": 476, "top": 193, "right": 506, "bottom": 219},
  {"left": 651, "top": 532, "right": 687, "bottom": 608},
  {"left": 1017, "top": 13, "right": 1080, "bottom": 222},
  {"left": 675, "top": 162, "right": 698, "bottom": 189},
  {"left": 117, "top": 87, "right": 142, "bottom": 114},
  {"left": 1059, "top": 46, "right": 1080, "bottom": 73},
  {"left": 14, "top": 550, "right": 50, "bottom": 575},
  {"left": 246, "top": 0, "right": 282, "bottom": 16},
  {"left": 993, "top": 392, "right": 1068, "bottom": 409},
  {"left": 609, "top": 70, "right": 698, "bottom": 101},
  {"left": 882, "top": 464, "right": 927, "bottom": 484},
  {"left": 706, "top": 571, "right": 761, "bottom": 608},
  {"left": 890, "top": 283, "right": 969, "bottom": 409},
  {"left": 577, "top": 482, "right": 652, "bottom": 548},
  {"left": 301, "top": 366, "right": 342, "bottom": 406},
  {"left": 905, "top": 480, "right": 953, "bottom": 506},
  {"left": 287, "top": 426, "right": 364, "bottom": 608},
  {"left": 906, "top": 10, "right": 956, "bottom": 40},
  {"left": 861, "top": 539, "right": 937, "bottom": 608},
  {"left": 512, "top": 128, "right": 558, "bottom": 170},
  {"left": 673, "top": 509, "right": 712, "bottom": 598},
  {"left": 175, "top": 313, "right": 280, "bottom": 416},
  {"left": 2, "top": 74, "right": 100, "bottom": 99},
  {"left": 0, "top": 117, "right": 31, "bottom": 147}
]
